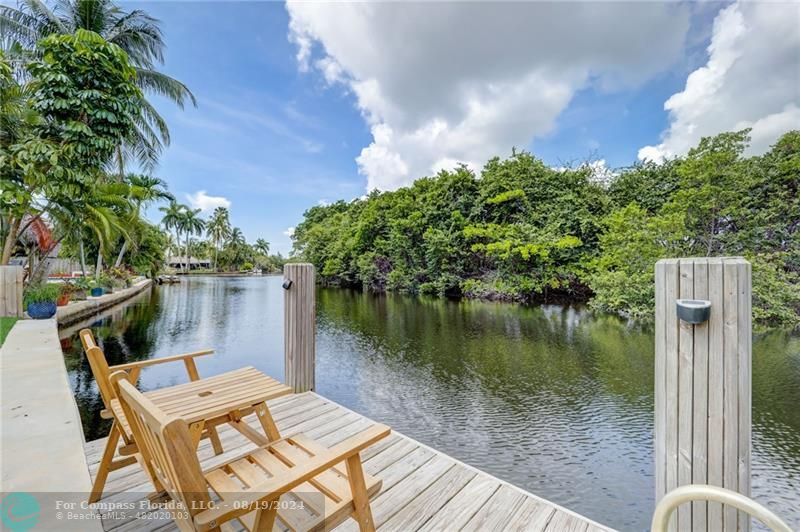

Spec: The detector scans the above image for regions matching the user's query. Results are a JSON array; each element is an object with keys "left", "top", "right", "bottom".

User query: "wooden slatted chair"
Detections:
[
  {"left": 80, "top": 329, "right": 222, "bottom": 502},
  {"left": 112, "top": 371, "right": 390, "bottom": 532}
]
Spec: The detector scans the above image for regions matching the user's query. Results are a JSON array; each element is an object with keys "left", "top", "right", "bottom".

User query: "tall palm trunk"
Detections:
[
  {"left": 116, "top": 146, "right": 125, "bottom": 183},
  {"left": 184, "top": 235, "right": 190, "bottom": 273},
  {"left": 114, "top": 240, "right": 128, "bottom": 268},
  {"left": 95, "top": 249, "right": 103, "bottom": 280},
  {"left": 172, "top": 230, "right": 181, "bottom": 272},
  {"left": 79, "top": 238, "right": 87, "bottom": 276},
  {"left": 213, "top": 241, "right": 218, "bottom": 272}
]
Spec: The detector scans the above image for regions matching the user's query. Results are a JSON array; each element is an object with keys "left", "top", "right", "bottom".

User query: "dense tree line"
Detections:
[{"left": 293, "top": 130, "right": 800, "bottom": 329}]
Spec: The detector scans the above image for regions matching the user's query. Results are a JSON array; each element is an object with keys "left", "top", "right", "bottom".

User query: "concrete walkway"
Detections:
[{"left": 0, "top": 319, "right": 102, "bottom": 531}]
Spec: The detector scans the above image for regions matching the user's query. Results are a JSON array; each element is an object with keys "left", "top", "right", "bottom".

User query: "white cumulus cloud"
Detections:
[
  {"left": 286, "top": 2, "right": 690, "bottom": 191},
  {"left": 186, "top": 190, "right": 231, "bottom": 213},
  {"left": 640, "top": 1, "right": 800, "bottom": 161},
  {"left": 283, "top": 227, "right": 295, "bottom": 237}
]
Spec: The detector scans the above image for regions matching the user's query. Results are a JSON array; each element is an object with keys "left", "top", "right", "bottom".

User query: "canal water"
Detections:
[{"left": 59, "top": 276, "right": 800, "bottom": 530}]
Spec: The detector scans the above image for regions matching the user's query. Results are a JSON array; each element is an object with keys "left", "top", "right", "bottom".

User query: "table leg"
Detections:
[
  {"left": 188, "top": 421, "right": 205, "bottom": 448},
  {"left": 255, "top": 401, "right": 281, "bottom": 441},
  {"left": 207, "top": 425, "right": 224, "bottom": 455},
  {"left": 230, "top": 417, "right": 269, "bottom": 446}
]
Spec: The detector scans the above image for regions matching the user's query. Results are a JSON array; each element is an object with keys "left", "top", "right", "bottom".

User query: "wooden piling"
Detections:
[
  {"left": 0, "top": 265, "right": 24, "bottom": 317},
  {"left": 655, "top": 257, "right": 751, "bottom": 531},
  {"left": 283, "top": 263, "right": 315, "bottom": 392}
]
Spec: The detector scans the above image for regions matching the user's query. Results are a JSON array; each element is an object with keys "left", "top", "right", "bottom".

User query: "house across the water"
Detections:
[{"left": 166, "top": 256, "right": 211, "bottom": 270}]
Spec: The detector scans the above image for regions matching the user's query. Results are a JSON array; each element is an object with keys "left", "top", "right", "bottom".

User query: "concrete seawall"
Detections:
[{"left": 56, "top": 278, "right": 152, "bottom": 326}]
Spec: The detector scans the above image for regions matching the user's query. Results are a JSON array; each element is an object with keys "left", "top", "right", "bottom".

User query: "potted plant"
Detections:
[
  {"left": 24, "top": 283, "right": 62, "bottom": 319},
  {"left": 108, "top": 267, "right": 130, "bottom": 292},
  {"left": 91, "top": 273, "right": 111, "bottom": 297},
  {"left": 57, "top": 282, "right": 77, "bottom": 306},
  {"left": 73, "top": 277, "right": 91, "bottom": 300}
]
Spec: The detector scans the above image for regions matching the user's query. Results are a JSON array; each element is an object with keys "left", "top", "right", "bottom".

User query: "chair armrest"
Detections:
[
  {"left": 651, "top": 485, "right": 792, "bottom": 532},
  {"left": 110, "top": 349, "right": 214, "bottom": 371},
  {"left": 193, "top": 424, "right": 391, "bottom": 531}
]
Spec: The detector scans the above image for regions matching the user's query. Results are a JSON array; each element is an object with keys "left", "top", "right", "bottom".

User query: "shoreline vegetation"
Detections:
[{"left": 291, "top": 130, "right": 800, "bottom": 330}]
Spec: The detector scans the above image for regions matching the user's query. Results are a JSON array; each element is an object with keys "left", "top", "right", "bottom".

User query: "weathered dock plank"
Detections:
[
  {"left": 417, "top": 474, "right": 500, "bottom": 531},
  {"left": 461, "top": 484, "right": 526, "bottom": 530},
  {"left": 380, "top": 466, "right": 476, "bottom": 531},
  {"left": 505, "top": 498, "right": 556, "bottom": 531},
  {"left": 83, "top": 392, "right": 615, "bottom": 531},
  {"left": 546, "top": 511, "right": 590, "bottom": 532}
]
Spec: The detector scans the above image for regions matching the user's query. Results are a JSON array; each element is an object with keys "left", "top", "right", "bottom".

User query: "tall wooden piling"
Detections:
[
  {"left": 0, "top": 265, "right": 24, "bottom": 317},
  {"left": 283, "top": 263, "right": 315, "bottom": 392},
  {"left": 655, "top": 257, "right": 751, "bottom": 531}
]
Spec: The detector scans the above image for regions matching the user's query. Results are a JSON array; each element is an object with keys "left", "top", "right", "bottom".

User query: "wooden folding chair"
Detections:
[
  {"left": 112, "top": 371, "right": 390, "bottom": 532},
  {"left": 80, "top": 329, "right": 227, "bottom": 502}
]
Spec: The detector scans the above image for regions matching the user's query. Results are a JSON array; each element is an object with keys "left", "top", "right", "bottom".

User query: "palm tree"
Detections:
[
  {"left": 113, "top": 174, "right": 173, "bottom": 267},
  {"left": 1, "top": 0, "right": 196, "bottom": 171},
  {"left": 177, "top": 207, "right": 204, "bottom": 273},
  {"left": 254, "top": 238, "right": 270, "bottom": 256},
  {"left": 206, "top": 206, "right": 231, "bottom": 271},
  {"left": 228, "top": 227, "right": 246, "bottom": 247},
  {"left": 55, "top": 181, "right": 130, "bottom": 280},
  {"left": 159, "top": 200, "right": 184, "bottom": 268},
  {"left": 225, "top": 227, "right": 247, "bottom": 270}
]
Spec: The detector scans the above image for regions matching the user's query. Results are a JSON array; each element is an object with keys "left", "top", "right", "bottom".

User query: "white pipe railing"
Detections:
[{"left": 651, "top": 485, "right": 793, "bottom": 532}]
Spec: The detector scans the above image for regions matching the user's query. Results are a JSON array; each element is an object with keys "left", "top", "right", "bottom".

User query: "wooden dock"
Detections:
[{"left": 84, "top": 391, "right": 614, "bottom": 532}]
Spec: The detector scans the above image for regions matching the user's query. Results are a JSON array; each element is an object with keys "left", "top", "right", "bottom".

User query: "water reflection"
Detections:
[{"left": 61, "top": 276, "right": 800, "bottom": 531}]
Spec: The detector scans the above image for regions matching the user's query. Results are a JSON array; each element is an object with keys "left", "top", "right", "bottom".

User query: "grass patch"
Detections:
[{"left": 0, "top": 317, "right": 19, "bottom": 347}]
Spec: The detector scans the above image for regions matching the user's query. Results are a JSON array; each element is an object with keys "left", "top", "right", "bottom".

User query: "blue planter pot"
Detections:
[
  {"left": 27, "top": 301, "right": 57, "bottom": 319},
  {"left": 91, "top": 287, "right": 105, "bottom": 297}
]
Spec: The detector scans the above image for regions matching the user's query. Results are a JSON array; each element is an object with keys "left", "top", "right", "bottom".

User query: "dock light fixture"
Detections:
[
  {"left": 676, "top": 299, "right": 711, "bottom": 324},
  {"left": 282, "top": 279, "right": 293, "bottom": 290}
]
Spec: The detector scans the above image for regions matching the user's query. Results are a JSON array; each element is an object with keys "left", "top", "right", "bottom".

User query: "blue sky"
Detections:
[
  {"left": 133, "top": 1, "right": 799, "bottom": 254},
  {"left": 137, "top": 2, "right": 368, "bottom": 254}
]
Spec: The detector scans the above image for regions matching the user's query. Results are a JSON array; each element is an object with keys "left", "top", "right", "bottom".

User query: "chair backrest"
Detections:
[
  {"left": 79, "top": 329, "right": 115, "bottom": 409},
  {"left": 112, "top": 372, "right": 211, "bottom": 523}
]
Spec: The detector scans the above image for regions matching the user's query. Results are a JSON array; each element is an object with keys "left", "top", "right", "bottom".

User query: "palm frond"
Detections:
[
  {"left": 71, "top": 0, "right": 110, "bottom": 34},
  {"left": 0, "top": 5, "right": 46, "bottom": 49},
  {"left": 120, "top": 102, "right": 164, "bottom": 170},
  {"left": 23, "top": 0, "right": 67, "bottom": 33},
  {"left": 138, "top": 95, "right": 170, "bottom": 145},
  {"left": 106, "top": 9, "right": 164, "bottom": 66},
  {"left": 135, "top": 67, "right": 197, "bottom": 108}
]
